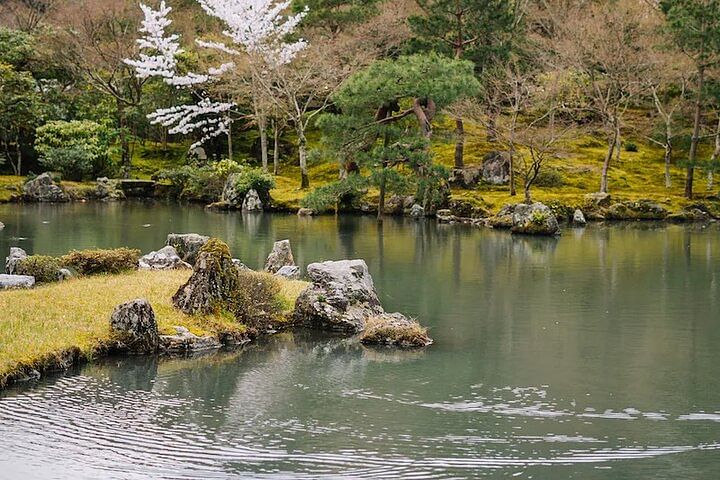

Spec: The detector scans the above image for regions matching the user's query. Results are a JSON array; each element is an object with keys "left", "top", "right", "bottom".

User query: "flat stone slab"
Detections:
[{"left": 0, "top": 274, "right": 35, "bottom": 289}]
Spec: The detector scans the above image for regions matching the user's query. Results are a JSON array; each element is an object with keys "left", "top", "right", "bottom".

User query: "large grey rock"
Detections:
[
  {"left": 109, "top": 299, "right": 159, "bottom": 354},
  {"left": 166, "top": 233, "right": 210, "bottom": 266},
  {"left": 410, "top": 204, "right": 425, "bottom": 218},
  {"left": 511, "top": 202, "right": 561, "bottom": 236},
  {"left": 23, "top": 173, "right": 68, "bottom": 203},
  {"left": 482, "top": 151, "right": 510, "bottom": 185},
  {"left": 172, "top": 239, "right": 239, "bottom": 315},
  {"left": 159, "top": 326, "right": 221, "bottom": 354},
  {"left": 139, "top": 246, "right": 191, "bottom": 270},
  {"left": 604, "top": 201, "right": 668, "bottom": 220},
  {"left": 95, "top": 177, "right": 125, "bottom": 201},
  {"left": 57, "top": 268, "right": 74, "bottom": 281},
  {"left": 572, "top": 209, "right": 587, "bottom": 226},
  {"left": 449, "top": 166, "right": 483, "bottom": 189},
  {"left": 221, "top": 173, "right": 244, "bottom": 207},
  {"left": 297, "top": 208, "right": 315, "bottom": 216},
  {"left": 264, "top": 240, "right": 295, "bottom": 274},
  {"left": 0, "top": 274, "right": 35, "bottom": 289},
  {"left": 294, "top": 259, "right": 384, "bottom": 333},
  {"left": 275, "top": 265, "right": 301, "bottom": 280},
  {"left": 241, "top": 189, "right": 263, "bottom": 212},
  {"left": 5, "top": 247, "right": 27, "bottom": 274}
]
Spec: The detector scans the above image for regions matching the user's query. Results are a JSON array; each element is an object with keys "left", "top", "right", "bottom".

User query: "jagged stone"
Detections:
[
  {"left": 410, "top": 204, "right": 425, "bottom": 218},
  {"left": 166, "top": 233, "right": 210, "bottom": 266},
  {"left": 5, "top": 247, "right": 27, "bottom": 274},
  {"left": 109, "top": 299, "right": 159, "bottom": 354},
  {"left": 172, "top": 239, "right": 240, "bottom": 315},
  {"left": 242, "top": 189, "right": 263, "bottom": 212},
  {"left": 159, "top": 326, "right": 222, "bottom": 354},
  {"left": 449, "top": 166, "right": 483, "bottom": 189},
  {"left": 294, "top": 259, "right": 383, "bottom": 333},
  {"left": 511, "top": 202, "right": 561, "bottom": 236},
  {"left": 95, "top": 177, "right": 125, "bottom": 201},
  {"left": 264, "top": 240, "right": 295, "bottom": 274},
  {"left": 139, "top": 246, "right": 191, "bottom": 270},
  {"left": 482, "top": 151, "right": 510, "bottom": 185},
  {"left": 221, "top": 173, "right": 243, "bottom": 207},
  {"left": 572, "top": 209, "right": 587, "bottom": 226},
  {"left": 23, "top": 173, "right": 68, "bottom": 203}
]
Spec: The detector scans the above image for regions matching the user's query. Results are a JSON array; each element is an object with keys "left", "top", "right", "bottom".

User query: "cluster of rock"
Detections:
[
  {"left": 95, "top": 177, "right": 125, "bottom": 201},
  {"left": 208, "top": 175, "right": 266, "bottom": 212},
  {"left": 1, "top": 247, "right": 72, "bottom": 289},
  {"left": 139, "top": 246, "right": 191, "bottom": 271},
  {"left": 294, "top": 259, "right": 432, "bottom": 347},
  {"left": 23, "top": 173, "right": 68, "bottom": 203}
]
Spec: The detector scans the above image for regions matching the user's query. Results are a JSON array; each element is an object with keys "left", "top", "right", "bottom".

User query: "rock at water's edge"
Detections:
[
  {"left": 242, "top": 189, "right": 263, "bottom": 212},
  {"left": 275, "top": 265, "right": 301, "bottom": 280},
  {"left": 23, "top": 173, "right": 68, "bottom": 203},
  {"left": 5, "top": 247, "right": 27, "bottom": 274},
  {"left": 360, "top": 312, "right": 433, "bottom": 348},
  {"left": 139, "top": 246, "right": 191, "bottom": 270},
  {"left": 511, "top": 202, "right": 560, "bottom": 236},
  {"left": 166, "top": 233, "right": 210, "bottom": 266},
  {"left": 109, "top": 299, "right": 159, "bottom": 354},
  {"left": 159, "top": 326, "right": 222, "bottom": 354},
  {"left": 572, "top": 209, "right": 587, "bottom": 226},
  {"left": 264, "top": 239, "right": 295, "bottom": 274}
]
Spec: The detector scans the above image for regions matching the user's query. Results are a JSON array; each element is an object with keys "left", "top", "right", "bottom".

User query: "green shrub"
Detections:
[
  {"left": 534, "top": 169, "right": 564, "bottom": 188},
  {"left": 625, "top": 142, "right": 638, "bottom": 152},
  {"left": 35, "top": 120, "right": 114, "bottom": 181},
  {"left": 229, "top": 167, "right": 275, "bottom": 198},
  {"left": 232, "top": 271, "right": 285, "bottom": 330},
  {"left": 61, "top": 248, "right": 140, "bottom": 275},
  {"left": 301, "top": 175, "right": 368, "bottom": 213},
  {"left": 15, "top": 255, "right": 62, "bottom": 283}
]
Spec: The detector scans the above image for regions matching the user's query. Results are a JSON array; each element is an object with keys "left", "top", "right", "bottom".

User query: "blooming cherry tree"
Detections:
[{"left": 125, "top": 0, "right": 306, "bottom": 150}]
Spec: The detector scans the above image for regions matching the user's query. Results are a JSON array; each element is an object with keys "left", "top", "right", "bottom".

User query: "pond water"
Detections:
[{"left": 0, "top": 202, "right": 719, "bottom": 479}]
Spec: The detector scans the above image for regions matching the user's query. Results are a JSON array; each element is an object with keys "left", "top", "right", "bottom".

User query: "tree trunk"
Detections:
[
  {"left": 454, "top": 118, "right": 465, "bottom": 169},
  {"left": 117, "top": 99, "right": 131, "bottom": 179},
  {"left": 600, "top": 123, "right": 618, "bottom": 193},
  {"left": 377, "top": 167, "right": 387, "bottom": 223},
  {"left": 297, "top": 126, "right": 309, "bottom": 189},
  {"left": 686, "top": 63, "right": 705, "bottom": 199},
  {"left": 273, "top": 121, "right": 281, "bottom": 176},
  {"left": 664, "top": 142, "right": 673, "bottom": 188},
  {"left": 523, "top": 181, "right": 531, "bottom": 203},
  {"left": 227, "top": 121, "right": 233, "bottom": 161},
  {"left": 15, "top": 133, "right": 22, "bottom": 176},
  {"left": 259, "top": 115, "right": 268, "bottom": 172},
  {"left": 708, "top": 116, "right": 720, "bottom": 190}
]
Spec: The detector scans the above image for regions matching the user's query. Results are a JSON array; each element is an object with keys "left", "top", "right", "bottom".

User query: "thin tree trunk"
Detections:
[
  {"left": 524, "top": 184, "right": 531, "bottom": 203},
  {"left": 297, "top": 126, "right": 309, "bottom": 189},
  {"left": 454, "top": 118, "right": 465, "bottom": 169},
  {"left": 686, "top": 63, "right": 705, "bottom": 199},
  {"left": 258, "top": 115, "right": 268, "bottom": 172},
  {"left": 664, "top": 143, "right": 673, "bottom": 188},
  {"left": 273, "top": 121, "right": 281, "bottom": 176},
  {"left": 600, "top": 123, "right": 618, "bottom": 194},
  {"left": 377, "top": 166, "right": 387, "bottom": 223},
  {"left": 117, "top": 99, "right": 131, "bottom": 179},
  {"left": 708, "top": 115, "right": 720, "bottom": 190},
  {"left": 227, "top": 121, "right": 233, "bottom": 161},
  {"left": 15, "top": 133, "right": 22, "bottom": 176}
]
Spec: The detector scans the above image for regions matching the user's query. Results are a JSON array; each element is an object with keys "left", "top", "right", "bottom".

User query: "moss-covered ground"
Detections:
[{"left": 0, "top": 269, "right": 308, "bottom": 387}]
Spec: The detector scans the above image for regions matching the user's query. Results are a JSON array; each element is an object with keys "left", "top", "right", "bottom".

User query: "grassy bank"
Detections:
[{"left": 0, "top": 270, "right": 308, "bottom": 388}]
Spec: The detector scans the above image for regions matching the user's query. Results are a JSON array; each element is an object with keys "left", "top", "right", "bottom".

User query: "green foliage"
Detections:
[
  {"left": 293, "top": 0, "right": 381, "bottom": 33},
  {"left": 61, "top": 248, "right": 140, "bottom": 276},
  {"left": 660, "top": 0, "right": 720, "bottom": 64},
  {"left": 35, "top": 121, "right": 114, "bottom": 180},
  {"left": 0, "top": 62, "right": 42, "bottom": 174},
  {"left": 301, "top": 175, "right": 368, "bottom": 213},
  {"left": 534, "top": 169, "right": 564, "bottom": 187},
  {"left": 15, "top": 255, "right": 63, "bottom": 284},
  {"left": 228, "top": 166, "right": 276, "bottom": 200},
  {"left": 0, "top": 28, "right": 34, "bottom": 68},
  {"left": 233, "top": 271, "right": 285, "bottom": 330}
]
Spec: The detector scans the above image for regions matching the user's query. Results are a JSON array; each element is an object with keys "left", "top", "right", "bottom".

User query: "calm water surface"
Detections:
[{"left": 0, "top": 202, "right": 719, "bottom": 479}]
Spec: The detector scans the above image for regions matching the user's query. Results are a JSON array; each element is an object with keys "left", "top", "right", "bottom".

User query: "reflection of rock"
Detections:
[
  {"left": 294, "top": 259, "right": 383, "bottom": 333},
  {"left": 242, "top": 189, "right": 263, "bottom": 212},
  {"left": 23, "top": 173, "right": 68, "bottom": 203},
  {"left": 264, "top": 239, "right": 295, "bottom": 274},
  {"left": 360, "top": 313, "right": 433, "bottom": 347},
  {"left": 139, "top": 246, "right": 191, "bottom": 270},
  {"left": 5, "top": 247, "right": 27, "bottom": 274},
  {"left": 166, "top": 233, "right": 210, "bottom": 265},
  {"left": 159, "top": 326, "right": 222, "bottom": 354},
  {"left": 482, "top": 151, "right": 510, "bottom": 185},
  {"left": 109, "top": 299, "right": 160, "bottom": 354},
  {"left": 275, "top": 265, "right": 301, "bottom": 280},
  {"left": 0, "top": 274, "right": 35, "bottom": 289},
  {"left": 511, "top": 202, "right": 561, "bottom": 236}
]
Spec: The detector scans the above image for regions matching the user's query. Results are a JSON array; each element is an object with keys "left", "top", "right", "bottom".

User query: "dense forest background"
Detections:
[{"left": 1, "top": 0, "right": 720, "bottom": 214}]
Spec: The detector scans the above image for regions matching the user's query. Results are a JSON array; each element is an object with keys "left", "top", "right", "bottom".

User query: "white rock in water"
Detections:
[
  {"left": 572, "top": 209, "right": 587, "bottom": 226},
  {"left": 242, "top": 189, "right": 263, "bottom": 212}
]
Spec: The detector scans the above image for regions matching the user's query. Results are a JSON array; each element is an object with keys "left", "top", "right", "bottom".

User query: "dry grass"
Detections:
[
  {"left": 360, "top": 315, "right": 432, "bottom": 348},
  {"left": 0, "top": 270, "right": 309, "bottom": 382}
]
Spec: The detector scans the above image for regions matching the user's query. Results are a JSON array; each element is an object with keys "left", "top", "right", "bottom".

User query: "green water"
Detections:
[{"left": 0, "top": 202, "right": 719, "bottom": 479}]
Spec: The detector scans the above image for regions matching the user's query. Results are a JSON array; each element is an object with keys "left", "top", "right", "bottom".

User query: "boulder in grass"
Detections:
[
  {"left": 5, "top": 247, "right": 27, "bottom": 274},
  {"left": 139, "top": 246, "right": 191, "bottom": 270},
  {"left": 264, "top": 239, "right": 295, "bottom": 274},
  {"left": 360, "top": 313, "right": 433, "bottom": 348},
  {"left": 275, "top": 265, "right": 301, "bottom": 280},
  {"left": 294, "top": 259, "right": 383, "bottom": 333},
  {"left": 166, "top": 233, "right": 209, "bottom": 266},
  {"left": 0, "top": 274, "right": 35, "bottom": 289},
  {"left": 109, "top": 299, "right": 159, "bottom": 354},
  {"left": 172, "top": 239, "right": 240, "bottom": 315}
]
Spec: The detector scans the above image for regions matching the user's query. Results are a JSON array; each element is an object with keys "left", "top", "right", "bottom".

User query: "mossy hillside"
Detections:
[{"left": 0, "top": 269, "right": 309, "bottom": 387}]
